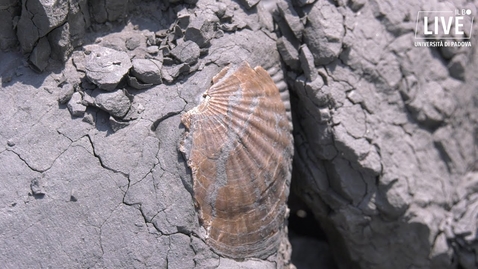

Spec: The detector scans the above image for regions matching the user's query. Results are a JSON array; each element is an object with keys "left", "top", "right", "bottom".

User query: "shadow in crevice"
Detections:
[{"left": 288, "top": 191, "right": 338, "bottom": 269}]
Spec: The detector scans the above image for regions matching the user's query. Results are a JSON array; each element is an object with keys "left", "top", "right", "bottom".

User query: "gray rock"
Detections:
[
  {"left": 71, "top": 50, "right": 86, "bottom": 72},
  {"left": 30, "top": 177, "right": 45, "bottom": 196},
  {"left": 146, "top": 45, "right": 159, "bottom": 55},
  {"left": 58, "top": 83, "right": 75, "bottom": 104},
  {"left": 92, "top": 89, "right": 131, "bottom": 118},
  {"left": 131, "top": 58, "right": 163, "bottom": 84},
  {"left": 299, "top": 44, "right": 317, "bottom": 82},
  {"left": 67, "top": 0, "right": 90, "bottom": 47},
  {"left": 89, "top": 0, "right": 128, "bottom": 23},
  {"left": 170, "top": 40, "right": 200, "bottom": 65},
  {"left": 1, "top": 0, "right": 478, "bottom": 269},
  {"left": 29, "top": 37, "right": 51, "bottom": 72},
  {"left": 84, "top": 45, "right": 132, "bottom": 91},
  {"left": 16, "top": 0, "right": 69, "bottom": 53},
  {"left": 184, "top": 14, "right": 218, "bottom": 48},
  {"left": 161, "top": 63, "right": 190, "bottom": 83},
  {"left": 67, "top": 92, "right": 87, "bottom": 117},
  {"left": 277, "top": 36, "right": 300, "bottom": 70},
  {"left": 277, "top": 0, "right": 304, "bottom": 40},
  {"left": 167, "top": 234, "right": 195, "bottom": 269},
  {"left": 0, "top": 0, "right": 20, "bottom": 51},
  {"left": 125, "top": 36, "right": 141, "bottom": 50},
  {"left": 122, "top": 101, "right": 144, "bottom": 121},
  {"left": 303, "top": 0, "right": 344, "bottom": 65},
  {"left": 47, "top": 22, "right": 73, "bottom": 62}
]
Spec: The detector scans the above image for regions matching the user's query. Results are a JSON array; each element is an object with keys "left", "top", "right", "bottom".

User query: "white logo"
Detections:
[{"left": 414, "top": 9, "right": 474, "bottom": 47}]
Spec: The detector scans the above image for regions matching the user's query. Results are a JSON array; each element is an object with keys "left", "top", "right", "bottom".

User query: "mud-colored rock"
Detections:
[
  {"left": 84, "top": 45, "right": 132, "bottom": 91},
  {"left": 0, "top": 0, "right": 20, "bottom": 51},
  {"left": 131, "top": 58, "right": 163, "bottom": 84},
  {"left": 29, "top": 37, "right": 51, "bottom": 72},
  {"left": 47, "top": 22, "right": 73, "bottom": 62},
  {"left": 92, "top": 88, "right": 131, "bottom": 118},
  {"left": 303, "top": 0, "right": 344, "bottom": 65},
  {"left": 184, "top": 13, "right": 218, "bottom": 48},
  {"left": 16, "top": 0, "right": 69, "bottom": 53},
  {"left": 58, "top": 83, "right": 75, "bottom": 104},
  {"left": 67, "top": 92, "right": 87, "bottom": 117}
]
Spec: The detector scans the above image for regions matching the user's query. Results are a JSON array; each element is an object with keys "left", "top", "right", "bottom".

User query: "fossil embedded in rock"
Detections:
[{"left": 180, "top": 62, "right": 294, "bottom": 259}]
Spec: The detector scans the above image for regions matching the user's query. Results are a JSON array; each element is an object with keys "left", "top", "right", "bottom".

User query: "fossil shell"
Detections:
[{"left": 180, "top": 62, "right": 293, "bottom": 259}]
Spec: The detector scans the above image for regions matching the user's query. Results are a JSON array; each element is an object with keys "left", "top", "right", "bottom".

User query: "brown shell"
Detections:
[{"left": 180, "top": 62, "right": 293, "bottom": 259}]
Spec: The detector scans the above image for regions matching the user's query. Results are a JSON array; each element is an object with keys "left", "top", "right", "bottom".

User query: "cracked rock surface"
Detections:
[{"left": 0, "top": 0, "right": 477, "bottom": 268}]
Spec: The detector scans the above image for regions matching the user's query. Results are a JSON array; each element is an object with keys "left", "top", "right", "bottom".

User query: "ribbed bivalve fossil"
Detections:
[{"left": 180, "top": 61, "right": 293, "bottom": 259}]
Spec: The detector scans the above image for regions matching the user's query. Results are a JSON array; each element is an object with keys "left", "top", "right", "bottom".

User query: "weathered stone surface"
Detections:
[
  {"left": 170, "top": 40, "right": 200, "bottom": 65},
  {"left": 288, "top": 1, "right": 478, "bottom": 269},
  {"left": 1, "top": 0, "right": 477, "bottom": 268},
  {"left": 277, "top": 0, "right": 303, "bottom": 40},
  {"left": 184, "top": 13, "right": 218, "bottom": 48},
  {"left": 299, "top": 44, "right": 317, "bottom": 82},
  {"left": 303, "top": 0, "right": 344, "bottom": 65},
  {"left": 16, "top": 0, "right": 69, "bottom": 53},
  {"left": 67, "top": 0, "right": 90, "bottom": 47},
  {"left": 161, "top": 63, "right": 190, "bottom": 83},
  {"left": 92, "top": 89, "right": 131, "bottom": 118},
  {"left": 89, "top": 0, "right": 128, "bottom": 23},
  {"left": 84, "top": 45, "right": 132, "bottom": 91},
  {"left": 0, "top": 0, "right": 20, "bottom": 51},
  {"left": 47, "top": 22, "right": 73, "bottom": 62},
  {"left": 131, "top": 58, "right": 163, "bottom": 84},
  {"left": 29, "top": 37, "right": 51, "bottom": 72},
  {"left": 277, "top": 36, "right": 300, "bottom": 70},
  {"left": 67, "top": 92, "right": 86, "bottom": 117},
  {"left": 58, "top": 83, "right": 75, "bottom": 104}
]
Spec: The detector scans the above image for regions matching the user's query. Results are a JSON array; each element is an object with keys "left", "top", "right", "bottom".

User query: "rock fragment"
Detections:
[
  {"left": 58, "top": 83, "right": 75, "bottom": 104},
  {"left": 131, "top": 58, "right": 163, "bottom": 84},
  {"left": 89, "top": 0, "right": 128, "bottom": 23},
  {"left": 92, "top": 89, "right": 131, "bottom": 118},
  {"left": 277, "top": 0, "right": 304, "bottom": 40},
  {"left": 170, "top": 40, "right": 200, "bottom": 65},
  {"left": 30, "top": 178, "right": 46, "bottom": 197},
  {"left": 184, "top": 15, "right": 217, "bottom": 48},
  {"left": 125, "top": 36, "right": 141, "bottom": 50},
  {"left": 303, "top": 0, "right": 344, "bottom": 65},
  {"left": 299, "top": 45, "right": 317, "bottom": 82},
  {"left": 0, "top": 0, "right": 20, "bottom": 51},
  {"left": 161, "top": 64, "right": 190, "bottom": 83},
  {"left": 67, "top": 92, "right": 87, "bottom": 117},
  {"left": 147, "top": 45, "right": 159, "bottom": 55},
  {"left": 277, "top": 37, "right": 300, "bottom": 70},
  {"left": 85, "top": 46, "right": 132, "bottom": 91},
  {"left": 67, "top": 0, "right": 90, "bottom": 47},
  {"left": 16, "top": 0, "right": 69, "bottom": 53}
]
